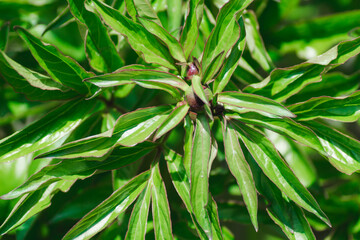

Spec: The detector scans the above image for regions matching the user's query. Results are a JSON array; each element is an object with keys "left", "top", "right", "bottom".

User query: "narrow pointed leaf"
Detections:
[
  {"left": 0, "top": 100, "right": 98, "bottom": 162},
  {"left": 125, "top": 181, "right": 152, "bottom": 240},
  {"left": 0, "top": 22, "right": 9, "bottom": 50},
  {"left": 245, "top": 37, "right": 360, "bottom": 102},
  {"left": 183, "top": 116, "right": 194, "bottom": 176},
  {"left": 151, "top": 163, "right": 173, "bottom": 240},
  {"left": 180, "top": 0, "right": 204, "bottom": 59},
  {"left": 40, "top": 105, "right": 171, "bottom": 159},
  {"left": 227, "top": 112, "right": 323, "bottom": 151},
  {"left": 286, "top": 72, "right": 360, "bottom": 104},
  {"left": 218, "top": 91, "right": 294, "bottom": 117},
  {"left": 69, "top": 0, "right": 124, "bottom": 72},
  {"left": 288, "top": 91, "right": 360, "bottom": 122},
  {"left": 208, "top": 197, "right": 224, "bottom": 240},
  {"left": 138, "top": 17, "right": 186, "bottom": 62},
  {"left": 164, "top": 148, "right": 212, "bottom": 239},
  {"left": 3, "top": 142, "right": 155, "bottom": 200},
  {"left": 86, "top": 69, "right": 188, "bottom": 91},
  {"left": 222, "top": 122, "right": 258, "bottom": 231},
  {"left": 0, "top": 51, "right": 78, "bottom": 101},
  {"left": 154, "top": 103, "right": 189, "bottom": 140},
  {"left": 15, "top": 27, "right": 90, "bottom": 95},
  {"left": 234, "top": 122, "right": 330, "bottom": 226},
  {"left": 253, "top": 166, "right": 315, "bottom": 240},
  {"left": 63, "top": 171, "right": 150, "bottom": 240},
  {"left": 201, "top": 0, "right": 253, "bottom": 73},
  {"left": 192, "top": 75, "right": 213, "bottom": 119},
  {"left": 191, "top": 114, "right": 212, "bottom": 238},
  {"left": 0, "top": 180, "right": 75, "bottom": 235},
  {"left": 243, "top": 11, "right": 274, "bottom": 72},
  {"left": 302, "top": 121, "right": 360, "bottom": 175},
  {"left": 202, "top": 51, "right": 225, "bottom": 84},
  {"left": 213, "top": 17, "right": 246, "bottom": 94},
  {"left": 92, "top": 0, "right": 176, "bottom": 70}
]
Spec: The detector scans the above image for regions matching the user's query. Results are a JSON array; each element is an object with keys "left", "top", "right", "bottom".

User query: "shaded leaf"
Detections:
[
  {"left": 69, "top": 0, "right": 124, "bottom": 72},
  {"left": 243, "top": 11, "right": 274, "bottom": 72},
  {"left": 15, "top": 27, "right": 91, "bottom": 95},
  {"left": 234, "top": 122, "right": 330, "bottom": 226},
  {"left": 245, "top": 37, "right": 360, "bottom": 102},
  {"left": 63, "top": 171, "right": 150, "bottom": 240},
  {"left": 0, "top": 21, "right": 9, "bottom": 51},
  {"left": 0, "top": 99, "right": 98, "bottom": 162},
  {"left": 208, "top": 197, "right": 224, "bottom": 240},
  {"left": 222, "top": 122, "right": 258, "bottom": 231},
  {"left": 42, "top": 6, "right": 74, "bottom": 37},
  {"left": 0, "top": 51, "right": 78, "bottom": 101},
  {"left": 92, "top": 0, "right": 176, "bottom": 70},
  {"left": 183, "top": 116, "right": 194, "bottom": 176},
  {"left": 288, "top": 91, "right": 360, "bottom": 122},
  {"left": 166, "top": 0, "right": 182, "bottom": 37},
  {"left": 218, "top": 91, "right": 294, "bottom": 117},
  {"left": 192, "top": 75, "right": 213, "bottom": 119}
]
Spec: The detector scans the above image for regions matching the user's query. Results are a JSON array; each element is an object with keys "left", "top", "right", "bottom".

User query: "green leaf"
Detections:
[
  {"left": 86, "top": 69, "right": 188, "bottom": 93},
  {"left": 222, "top": 122, "right": 258, "bottom": 231},
  {"left": 191, "top": 114, "right": 212, "bottom": 238},
  {"left": 69, "top": 0, "right": 124, "bottom": 72},
  {"left": 92, "top": 0, "right": 177, "bottom": 70},
  {"left": 207, "top": 197, "right": 224, "bottom": 240},
  {"left": 202, "top": 51, "right": 225, "bottom": 84},
  {"left": 63, "top": 171, "right": 150, "bottom": 240},
  {"left": 0, "top": 51, "right": 78, "bottom": 101},
  {"left": 201, "top": 0, "right": 253, "bottom": 74},
  {"left": 164, "top": 147, "right": 210, "bottom": 239},
  {"left": 302, "top": 121, "right": 360, "bottom": 175},
  {"left": 0, "top": 21, "right": 9, "bottom": 51},
  {"left": 154, "top": 103, "right": 189, "bottom": 140},
  {"left": 218, "top": 91, "right": 294, "bottom": 117},
  {"left": 138, "top": 17, "right": 186, "bottom": 63},
  {"left": 180, "top": 0, "right": 204, "bottom": 59},
  {"left": 0, "top": 180, "right": 75, "bottom": 235},
  {"left": 2, "top": 142, "right": 155, "bottom": 200},
  {"left": 39, "top": 105, "right": 171, "bottom": 159},
  {"left": 234, "top": 122, "right": 330, "bottom": 226},
  {"left": 0, "top": 99, "right": 98, "bottom": 162},
  {"left": 288, "top": 91, "right": 360, "bottom": 122},
  {"left": 183, "top": 116, "right": 194, "bottom": 177},
  {"left": 243, "top": 11, "right": 274, "bottom": 72},
  {"left": 286, "top": 72, "right": 360, "bottom": 104},
  {"left": 254, "top": 168, "right": 316, "bottom": 240},
  {"left": 166, "top": 0, "right": 182, "bottom": 37},
  {"left": 151, "top": 162, "right": 173, "bottom": 239},
  {"left": 125, "top": 180, "right": 152, "bottom": 240},
  {"left": 192, "top": 75, "right": 213, "bottom": 119},
  {"left": 245, "top": 37, "right": 360, "bottom": 102},
  {"left": 15, "top": 27, "right": 91, "bottom": 95},
  {"left": 213, "top": 17, "right": 246, "bottom": 94},
  {"left": 227, "top": 112, "right": 323, "bottom": 151},
  {"left": 125, "top": 0, "right": 161, "bottom": 24}
]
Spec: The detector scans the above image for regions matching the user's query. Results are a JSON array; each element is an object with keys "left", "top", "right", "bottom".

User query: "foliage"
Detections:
[{"left": 0, "top": 0, "right": 360, "bottom": 239}]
